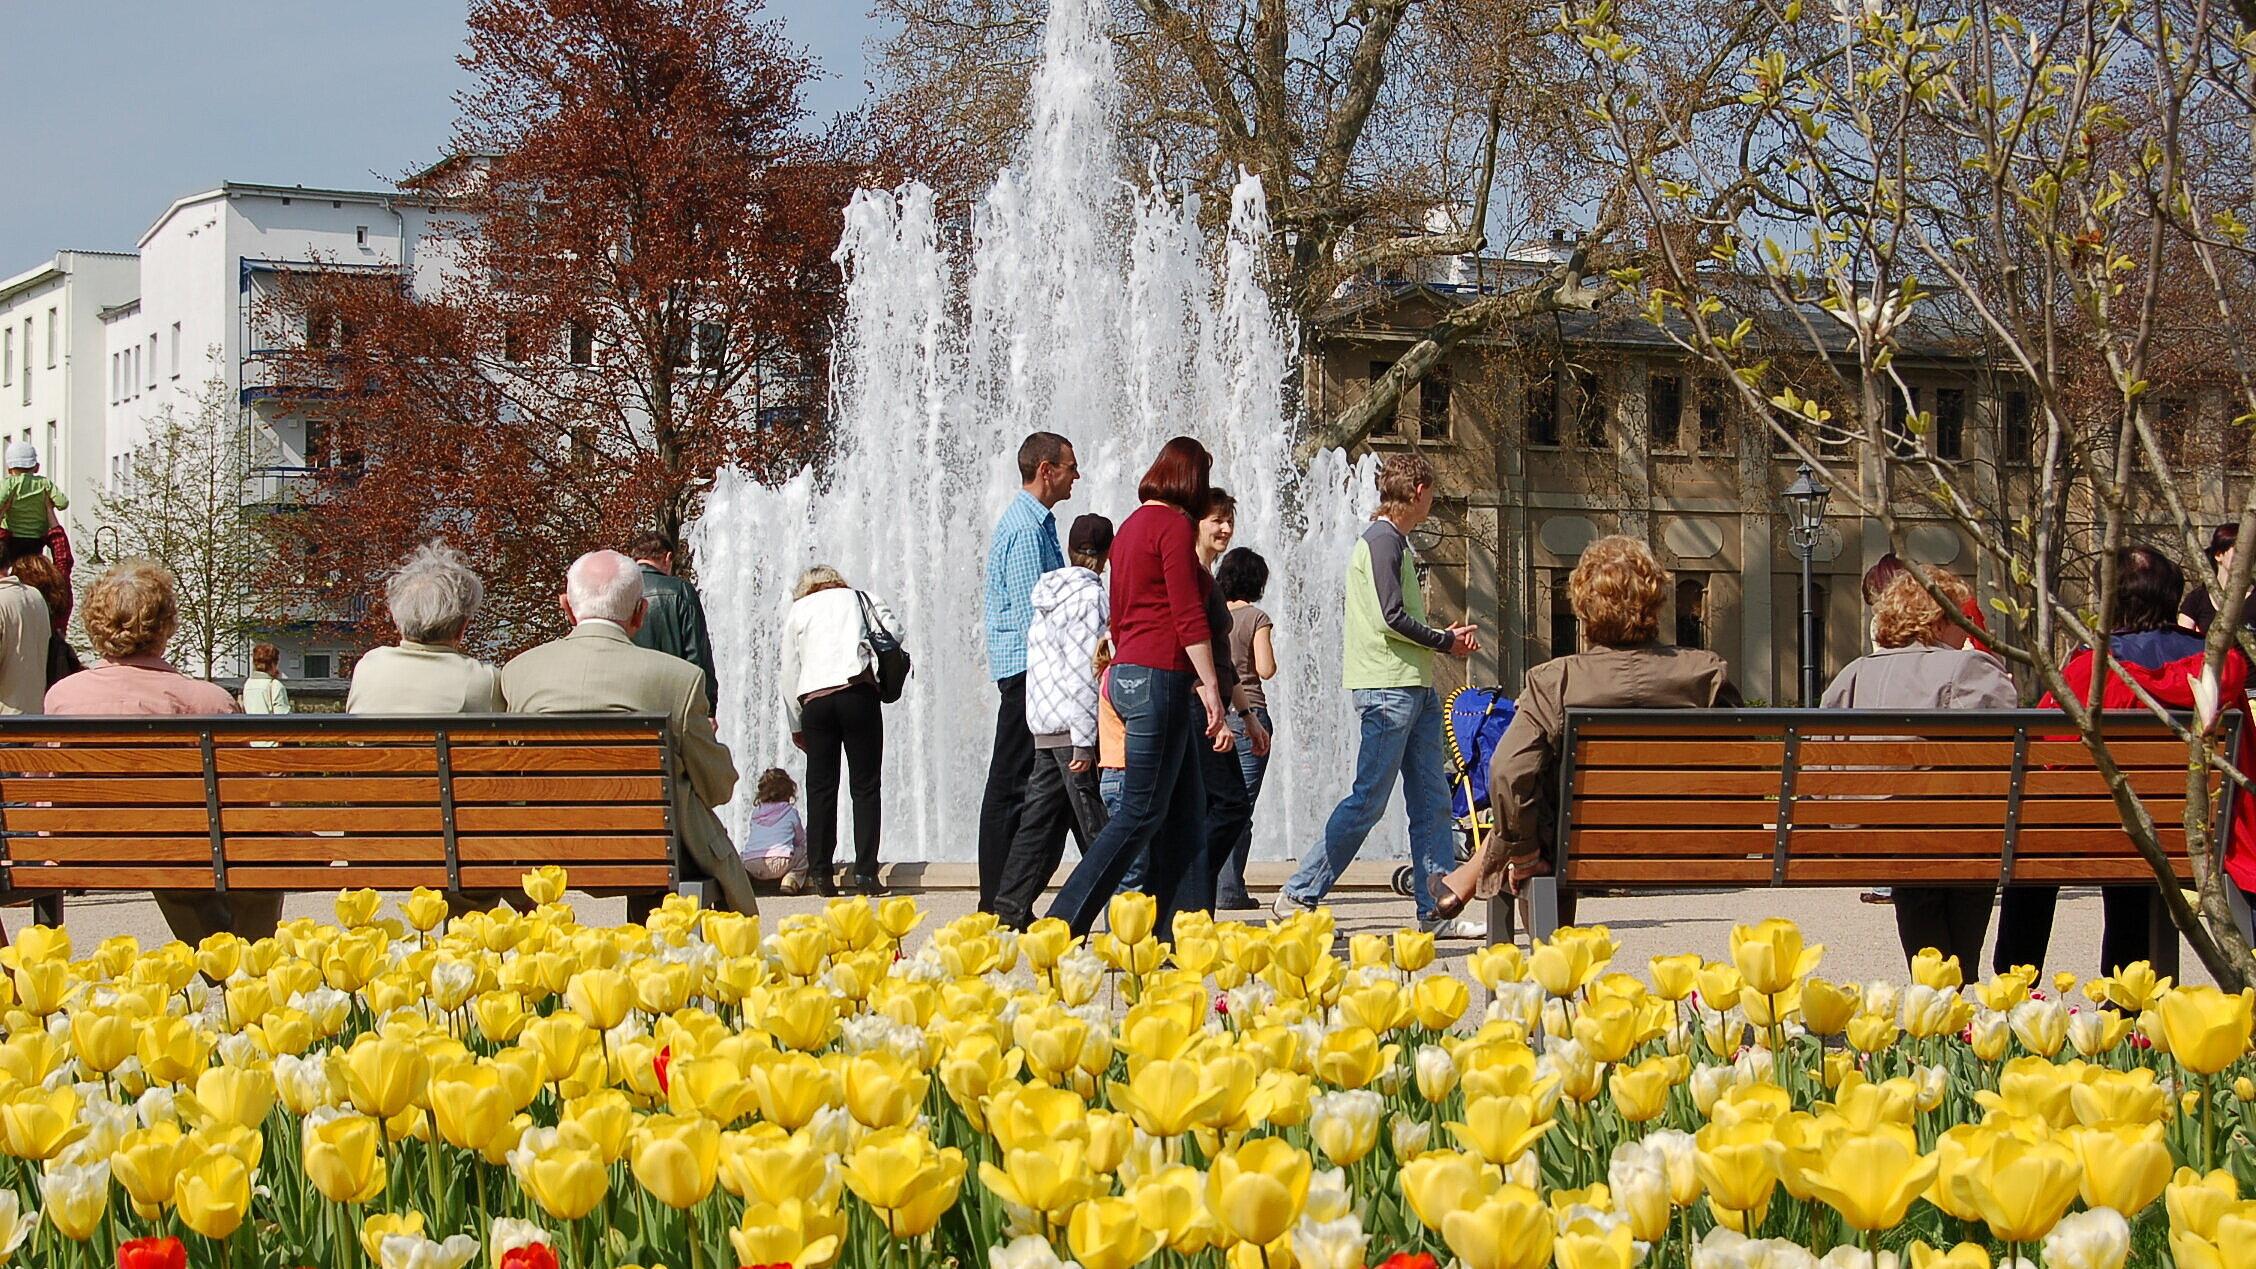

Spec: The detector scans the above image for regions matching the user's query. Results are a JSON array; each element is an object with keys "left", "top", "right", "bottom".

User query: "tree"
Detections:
[
  {"left": 869, "top": 0, "right": 1777, "bottom": 454},
  {"left": 1569, "top": 0, "right": 2256, "bottom": 981},
  {"left": 98, "top": 372, "right": 271, "bottom": 677},
  {"left": 266, "top": 0, "right": 855, "bottom": 653}
]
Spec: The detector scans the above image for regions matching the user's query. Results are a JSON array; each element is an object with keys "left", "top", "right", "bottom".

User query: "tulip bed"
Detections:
[{"left": 2, "top": 871, "right": 2254, "bottom": 1269}]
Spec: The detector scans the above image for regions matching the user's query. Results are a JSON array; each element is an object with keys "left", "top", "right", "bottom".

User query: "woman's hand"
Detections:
[
  {"left": 1244, "top": 711, "right": 1272, "bottom": 757},
  {"left": 1505, "top": 854, "right": 1551, "bottom": 895}
]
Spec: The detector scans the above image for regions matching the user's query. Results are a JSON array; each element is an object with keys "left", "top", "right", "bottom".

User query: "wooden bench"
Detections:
[
  {"left": 0, "top": 714, "right": 705, "bottom": 927},
  {"left": 1490, "top": 708, "right": 2248, "bottom": 976}
]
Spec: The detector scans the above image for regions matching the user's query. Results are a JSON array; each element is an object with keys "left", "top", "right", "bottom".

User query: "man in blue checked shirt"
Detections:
[{"left": 979, "top": 431, "right": 1081, "bottom": 912}]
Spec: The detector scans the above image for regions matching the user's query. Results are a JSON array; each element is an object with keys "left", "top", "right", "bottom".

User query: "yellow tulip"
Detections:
[
  {"left": 430, "top": 1064, "right": 515, "bottom": 1153},
  {"left": 2069, "top": 1122, "right": 2170, "bottom": 1216},
  {"left": 174, "top": 1151, "right": 250, "bottom": 1240},
  {"left": 987, "top": 1084, "right": 1091, "bottom": 1153},
  {"left": 519, "top": 1014, "right": 595, "bottom": 1085},
  {"left": 1529, "top": 937, "right": 1598, "bottom": 998},
  {"left": 111, "top": 1122, "right": 191, "bottom": 1216},
  {"left": 1438, "top": 1184, "right": 1551, "bottom": 1269},
  {"left": 2158, "top": 987, "right": 2256, "bottom": 1075},
  {"left": 843, "top": 1052, "right": 928, "bottom": 1130},
  {"left": 1108, "top": 891, "right": 1157, "bottom": 945},
  {"left": 1109, "top": 1058, "right": 1227, "bottom": 1138},
  {"left": 2167, "top": 1167, "right": 2242, "bottom": 1239},
  {"left": 1799, "top": 977, "right": 1859, "bottom": 1036},
  {"left": 1609, "top": 1056, "right": 1681, "bottom": 1124},
  {"left": 1309, "top": 1089, "right": 1381, "bottom": 1167},
  {"left": 1694, "top": 1120, "right": 1778, "bottom": 1219},
  {"left": 0, "top": 1086, "right": 83, "bottom": 1161},
  {"left": 1411, "top": 975, "right": 1470, "bottom": 1030},
  {"left": 1067, "top": 1196, "right": 1162, "bottom": 1269},
  {"left": 1695, "top": 963, "right": 1744, "bottom": 1013},
  {"left": 470, "top": 991, "right": 528, "bottom": 1043},
  {"left": 1910, "top": 947, "right": 1964, "bottom": 991},
  {"left": 137, "top": 1015, "right": 212, "bottom": 1086},
  {"left": 1313, "top": 1026, "right": 1392, "bottom": 1090},
  {"left": 401, "top": 887, "right": 451, "bottom": 933},
  {"left": 521, "top": 1145, "right": 608, "bottom": 1221},
  {"left": 1393, "top": 929, "right": 1436, "bottom": 972},
  {"left": 303, "top": 1111, "right": 386, "bottom": 1203},
  {"left": 68, "top": 1009, "right": 138, "bottom": 1074},
  {"left": 189, "top": 1065, "right": 274, "bottom": 1131},
  {"left": 1961, "top": 1133, "right": 2080, "bottom": 1244},
  {"left": 1796, "top": 1129, "right": 1938, "bottom": 1231},
  {"left": 343, "top": 1033, "right": 430, "bottom": 1119},
  {"left": 1554, "top": 1221, "right": 1636, "bottom": 1269},
  {"left": 1447, "top": 1096, "right": 1553, "bottom": 1165},
  {"left": 1206, "top": 1136, "right": 1311, "bottom": 1247},
  {"left": 564, "top": 967, "right": 634, "bottom": 1030},
  {"left": 1730, "top": 918, "right": 1822, "bottom": 996},
  {"left": 360, "top": 1212, "right": 427, "bottom": 1263},
  {"left": 977, "top": 1141, "right": 1098, "bottom": 1219},
  {"left": 521, "top": 866, "right": 568, "bottom": 905},
  {"left": 745, "top": 1053, "right": 842, "bottom": 1132},
  {"left": 1910, "top": 1242, "right": 2000, "bottom": 1269},
  {"left": 764, "top": 985, "right": 841, "bottom": 1052},
  {"left": 728, "top": 1199, "right": 842, "bottom": 1269},
  {"left": 1649, "top": 953, "right": 1700, "bottom": 1001},
  {"left": 842, "top": 1127, "right": 965, "bottom": 1238},
  {"left": 630, "top": 1113, "right": 721, "bottom": 1209},
  {"left": 1847, "top": 1011, "right": 1900, "bottom": 1054}
]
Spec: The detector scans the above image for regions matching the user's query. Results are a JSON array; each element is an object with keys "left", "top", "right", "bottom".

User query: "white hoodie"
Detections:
[{"left": 1023, "top": 566, "right": 1107, "bottom": 752}]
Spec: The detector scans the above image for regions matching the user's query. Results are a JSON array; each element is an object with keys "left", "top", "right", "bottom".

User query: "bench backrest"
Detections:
[
  {"left": 0, "top": 715, "right": 679, "bottom": 896},
  {"left": 1557, "top": 709, "right": 2236, "bottom": 888}
]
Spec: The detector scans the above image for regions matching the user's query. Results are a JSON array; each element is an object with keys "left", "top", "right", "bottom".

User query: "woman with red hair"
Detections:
[{"left": 1046, "top": 437, "right": 1233, "bottom": 937}]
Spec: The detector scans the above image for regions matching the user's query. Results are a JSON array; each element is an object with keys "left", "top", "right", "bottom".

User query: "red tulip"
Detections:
[
  {"left": 119, "top": 1238, "right": 188, "bottom": 1269},
  {"left": 1375, "top": 1255, "right": 1439, "bottom": 1269},
  {"left": 654, "top": 1044, "right": 672, "bottom": 1095},
  {"left": 501, "top": 1246, "right": 561, "bottom": 1269}
]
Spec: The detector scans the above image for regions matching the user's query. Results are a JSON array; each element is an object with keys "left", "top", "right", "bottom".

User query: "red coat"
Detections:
[{"left": 2038, "top": 628, "right": 2256, "bottom": 890}]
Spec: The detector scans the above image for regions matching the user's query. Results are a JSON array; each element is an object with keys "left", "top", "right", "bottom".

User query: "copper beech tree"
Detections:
[{"left": 263, "top": 0, "right": 854, "bottom": 654}]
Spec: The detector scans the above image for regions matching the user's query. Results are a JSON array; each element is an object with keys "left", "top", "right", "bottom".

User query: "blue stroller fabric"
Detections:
[{"left": 1445, "top": 687, "right": 1516, "bottom": 820}]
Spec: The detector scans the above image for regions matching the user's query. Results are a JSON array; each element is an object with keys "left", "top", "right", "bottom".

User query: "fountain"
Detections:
[{"left": 694, "top": 0, "right": 1395, "bottom": 866}]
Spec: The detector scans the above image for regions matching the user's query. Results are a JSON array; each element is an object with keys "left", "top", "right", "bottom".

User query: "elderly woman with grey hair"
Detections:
[{"left": 346, "top": 541, "right": 504, "bottom": 714}]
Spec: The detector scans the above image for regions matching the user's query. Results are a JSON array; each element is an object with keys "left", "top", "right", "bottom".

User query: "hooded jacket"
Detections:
[
  {"left": 1024, "top": 566, "right": 1108, "bottom": 754},
  {"left": 2038, "top": 627, "right": 2256, "bottom": 890}
]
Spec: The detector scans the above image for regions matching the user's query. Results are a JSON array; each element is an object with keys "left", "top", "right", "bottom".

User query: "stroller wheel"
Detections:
[{"left": 1391, "top": 865, "right": 1415, "bottom": 897}]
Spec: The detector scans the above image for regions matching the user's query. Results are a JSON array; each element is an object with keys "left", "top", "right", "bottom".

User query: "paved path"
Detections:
[{"left": 5, "top": 880, "right": 2213, "bottom": 989}]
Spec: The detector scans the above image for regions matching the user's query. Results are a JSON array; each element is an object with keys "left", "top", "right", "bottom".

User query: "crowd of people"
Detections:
[{"left": 1, "top": 423, "right": 2249, "bottom": 975}]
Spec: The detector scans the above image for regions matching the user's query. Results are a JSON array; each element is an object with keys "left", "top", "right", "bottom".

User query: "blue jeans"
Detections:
[
  {"left": 1215, "top": 707, "right": 1272, "bottom": 904},
  {"left": 1100, "top": 769, "right": 1123, "bottom": 814},
  {"left": 1282, "top": 686, "right": 1452, "bottom": 922},
  {"left": 1046, "top": 665, "right": 1209, "bottom": 937}
]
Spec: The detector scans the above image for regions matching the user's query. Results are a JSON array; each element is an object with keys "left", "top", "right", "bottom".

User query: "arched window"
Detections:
[{"left": 1675, "top": 576, "right": 1707, "bottom": 650}]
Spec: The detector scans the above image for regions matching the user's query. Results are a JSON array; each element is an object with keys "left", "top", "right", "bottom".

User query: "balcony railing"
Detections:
[{"left": 243, "top": 466, "right": 322, "bottom": 507}]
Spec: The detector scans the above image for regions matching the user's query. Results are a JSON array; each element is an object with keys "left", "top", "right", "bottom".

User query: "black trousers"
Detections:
[
  {"left": 1186, "top": 701, "right": 1252, "bottom": 916},
  {"left": 978, "top": 673, "right": 1033, "bottom": 912},
  {"left": 1994, "top": 884, "right": 2173, "bottom": 977},
  {"left": 803, "top": 682, "right": 884, "bottom": 881},
  {"left": 992, "top": 746, "right": 1111, "bottom": 928},
  {"left": 1893, "top": 885, "right": 1994, "bottom": 974}
]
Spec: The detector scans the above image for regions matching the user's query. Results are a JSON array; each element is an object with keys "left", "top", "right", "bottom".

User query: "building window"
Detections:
[
  {"left": 355, "top": 226, "right": 369, "bottom": 247},
  {"left": 694, "top": 321, "right": 727, "bottom": 369},
  {"left": 1525, "top": 371, "right": 1559, "bottom": 446},
  {"left": 2002, "top": 390, "right": 2032, "bottom": 465},
  {"left": 568, "top": 320, "right": 594, "bottom": 367},
  {"left": 45, "top": 309, "right": 56, "bottom": 368},
  {"left": 1548, "top": 569, "right": 1578, "bottom": 658},
  {"left": 1886, "top": 388, "right": 1922, "bottom": 457},
  {"left": 303, "top": 653, "right": 333, "bottom": 680},
  {"left": 146, "top": 335, "right": 158, "bottom": 390},
  {"left": 1571, "top": 365, "right": 1606, "bottom": 447},
  {"left": 1933, "top": 387, "right": 1966, "bottom": 460},
  {"left": 44, "top": 423, "right": 54, "bottom": 477},
  {"left": 1648, "top": 373, "right": 1683, "bottom": 451},
  {"left": 1676, "top": 575, "right": 1707, "bottom": 650},
  {"left": 170, "top": 323, "right": 182, "bottom": 378},
  {"left": 1419, "top": 367, "right": 1452, "bottom": 441},
  {"left": 2155, "top": 396, "right": 2193, "bottom": 468},
  {"left": 1697, "top": 379, "right": 1731, "bottom": 453},
  {"left": 502, "top": 325, "right": 526, "bottom": 364},
  {"left": 3, "top": 328, "right": 11, "bottom": 385}
]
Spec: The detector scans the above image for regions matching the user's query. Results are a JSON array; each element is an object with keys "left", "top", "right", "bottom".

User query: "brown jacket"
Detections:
[{"left": 1482, "top": 642, "right": 1741, "bottom": 895}]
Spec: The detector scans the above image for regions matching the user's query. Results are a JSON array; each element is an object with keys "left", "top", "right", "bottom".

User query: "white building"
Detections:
[
  {"left": 102, "top": 181, "right": 466, "bottom": 677},
  {"left": 0, "top": 251, "right": 140, "bottom": 545}
]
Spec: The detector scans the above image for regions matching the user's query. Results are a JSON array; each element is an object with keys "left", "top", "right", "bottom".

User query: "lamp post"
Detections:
[
  {"left": 88, "top": 525, "right": 121, "bottom": 567},
  {"left": 1783, "top": 463, "right": 1832, "bottom": 706}
]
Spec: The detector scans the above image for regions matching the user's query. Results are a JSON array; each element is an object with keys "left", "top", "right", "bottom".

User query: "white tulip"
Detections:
[{"left": 2042, "top": 1207, "right": 2129, "bottom": 1269}]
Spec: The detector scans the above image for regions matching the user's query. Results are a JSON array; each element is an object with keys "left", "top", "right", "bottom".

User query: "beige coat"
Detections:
[
  {"left": 1483, "top": 641, "right": 1741, "bottom": 894},
  {"left": 0, "top": 577, "right": 49, "bottom": 715},
  {"left": 501, "top": 620, "right": 755, "bottom": 914},
  {"left": 347, "top": 642, "right": 505, "bottom": 715}
]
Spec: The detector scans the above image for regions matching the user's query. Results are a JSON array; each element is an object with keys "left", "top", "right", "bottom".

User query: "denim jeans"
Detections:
[
  {"left": 1214, "top": 707, "right": 1272, "bottom": 905},
  {"left": 1045, "top": 665, "right": 1209, "bottom": 938},
  {"left": 1100, "top": 769, "right": 1123, "bottom": 815},
  {"left": 1120, "top": 701, "right": 1251, "bottom": 903},
  {"left": 1281, "top": 686, "right": 1452, "bottom": 922}
]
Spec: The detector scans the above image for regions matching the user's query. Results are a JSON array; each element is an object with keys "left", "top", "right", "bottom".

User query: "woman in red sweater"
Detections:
[
  {"left": 1993, "top": 544, "right": 2256, "bottom": 976},
  {"left": 1047, "top": 437, "right": 1233, "bottom": 937}
]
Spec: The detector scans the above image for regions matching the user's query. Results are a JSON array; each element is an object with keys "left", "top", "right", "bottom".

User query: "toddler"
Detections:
[
  {"left": 741, "top": 767, "right": 809, "bottom": 891},
  {"left": 0, "top": 443, "right": 64, "bottom": 557}
]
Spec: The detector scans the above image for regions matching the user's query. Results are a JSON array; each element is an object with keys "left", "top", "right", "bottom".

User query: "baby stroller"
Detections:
[{"left": 1389, "top": 686, "right": 1517, "bottom": 895}]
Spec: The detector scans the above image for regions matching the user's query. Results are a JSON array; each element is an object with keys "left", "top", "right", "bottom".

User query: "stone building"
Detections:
[{"left": 1315, "top": 257, "right": 2247, "bottom": 702}]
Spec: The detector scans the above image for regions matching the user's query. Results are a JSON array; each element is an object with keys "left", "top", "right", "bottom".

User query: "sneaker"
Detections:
[
  {"left": 1270, "top": 893, "right": 1314, "bottom": 922},
  {"left": 1420, "top": 915, "right": 1488, "bottom": 940}
]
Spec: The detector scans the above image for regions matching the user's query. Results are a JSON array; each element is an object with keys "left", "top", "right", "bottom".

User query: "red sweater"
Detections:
[
  {"left": 2036, "top": 629, "right": 2256, "bottom": 890},
  {"left": 1109, "top": 504, "right": 1212, "bottom": 673}
]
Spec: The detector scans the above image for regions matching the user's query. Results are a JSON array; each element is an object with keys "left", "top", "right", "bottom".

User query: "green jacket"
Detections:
[
  {"left": 631, "top": 564, "right": 720, "bottom": 712},
  {"left": 1343, "top": 519, "right": 1453, "bottom": 689}
]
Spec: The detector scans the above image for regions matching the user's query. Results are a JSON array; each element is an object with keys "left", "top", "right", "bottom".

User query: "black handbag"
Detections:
[{"left": 857, "top": 591, "right": 911, "bottom": 703}]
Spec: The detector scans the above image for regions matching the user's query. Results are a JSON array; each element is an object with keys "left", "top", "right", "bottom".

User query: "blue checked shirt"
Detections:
[{"left": 984, "top": 491, "right": 1064, "bottom": 679}]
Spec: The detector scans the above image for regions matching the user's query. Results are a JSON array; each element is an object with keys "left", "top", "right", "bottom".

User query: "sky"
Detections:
[{"left": 0, "top": 1, "right": 883, "bottom": 267}]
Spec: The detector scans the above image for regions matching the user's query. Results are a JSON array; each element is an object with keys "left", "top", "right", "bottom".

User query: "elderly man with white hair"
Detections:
[
  {"left": 502, "top": 549, "right": 758, "bottom": 916},
  {"left": 348, "top": 542, "right": 505, "bottom": 714}
]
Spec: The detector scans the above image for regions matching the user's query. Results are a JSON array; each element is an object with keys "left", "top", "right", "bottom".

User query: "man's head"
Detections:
[
  {"left": 1374, "top": 452, "right": 1437, "bottom": 527},
  {"left": 623, "top": 529, "right": 676, "bottom": 575},
  {"left": 5, "top": 442, "right": 37, "bottom": 475},
  {"left": 1018, "top": 432, "right": 1079, "bottom": 507},
  {"left": 562, "top": 550, "right": 647, "bottom": 632}
]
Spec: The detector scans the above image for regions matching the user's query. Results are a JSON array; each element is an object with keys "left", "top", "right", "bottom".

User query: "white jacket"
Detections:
[
  {"left": 780, "top": 587, "right": 904, "bottom": 730},
  {"left": 1024, "top": 566, "right": 1107, "bottom": 750}
]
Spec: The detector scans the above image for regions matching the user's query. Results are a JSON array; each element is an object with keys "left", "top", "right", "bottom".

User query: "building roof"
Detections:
[
  {"left": 0, "top": 250, "right": 140, "bottom": 306},
  {"left": 97, "top": 300, "right": 142, "bottom": 323},
  {"left": 136, "top": 181, "right": 437, "bottom": 250}
]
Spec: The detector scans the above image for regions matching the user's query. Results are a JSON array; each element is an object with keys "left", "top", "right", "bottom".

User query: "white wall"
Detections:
[{"left": 0, "top": 252, "right": 137, "bottom": 542}]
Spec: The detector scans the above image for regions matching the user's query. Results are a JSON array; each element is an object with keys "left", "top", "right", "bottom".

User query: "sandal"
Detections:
[{"left": 1428, "top": 873, "right": 1474, "bottom": 920}]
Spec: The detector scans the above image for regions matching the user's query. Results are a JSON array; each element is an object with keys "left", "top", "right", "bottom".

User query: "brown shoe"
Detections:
[{"left": 1428, "top": 873, "right": 1472, "bottom": 920}]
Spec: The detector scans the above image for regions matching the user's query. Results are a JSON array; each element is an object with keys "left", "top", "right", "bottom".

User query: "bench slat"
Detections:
[
  {"left": 1575, "top": 769, "right": 2201, "bottom": 798},
  {"left": 1575, "top": 738, "right": 2190, "bottom": 768},
  {"left": 3, "top": 863, "right": 674, "bottom": 890},
  {"left": 1569, "top": 826, "right": 2191, "bottom": 854},
  {"left": 1568, "top": 798, "right": 2194, "bottom": 828},
  {"left": 0, "top": 777, "right": 211, "bottom": 803}
]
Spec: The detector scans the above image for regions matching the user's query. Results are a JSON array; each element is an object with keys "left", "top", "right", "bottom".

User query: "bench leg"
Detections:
[
  {"left": 31, "top": 895, "right": 62, "bottom": 929},
  {"left": 1487, "top": 890, "right": 1514, "bottom": 946},
  {"left": 1528, "top": 877, "right": 1561, "bottom": 943},
  {"left": 676, "top": 878, "right": 718, "bottom": 910}
]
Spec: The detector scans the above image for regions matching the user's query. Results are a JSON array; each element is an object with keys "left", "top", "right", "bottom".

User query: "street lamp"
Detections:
[
  {"left": 88, "top": 525, "right": 122, "bottom": 567},
  {"left": 1783, "top": 463, "right": 1831, "bottom": 706}
]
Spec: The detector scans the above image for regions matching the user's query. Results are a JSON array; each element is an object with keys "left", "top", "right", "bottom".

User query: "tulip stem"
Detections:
[
  {"left": 686, "top": 1200, "right": 704, "bottom": 1269},
  {"left": 2204, "top": 1071, "right": 2218, "bottom": 1171}
]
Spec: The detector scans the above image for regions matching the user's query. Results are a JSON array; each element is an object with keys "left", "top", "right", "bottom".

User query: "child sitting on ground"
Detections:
[
  {"left": 741, "top": 767, "right": 810, "bottom": 892},
  {"left": 0, "top": 443, "right": 65, "bottom": 560}
]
